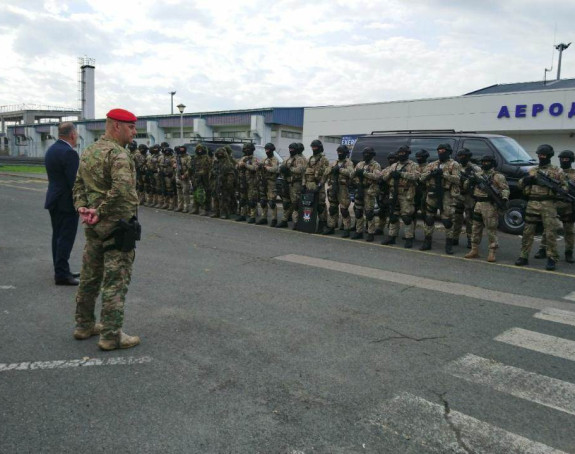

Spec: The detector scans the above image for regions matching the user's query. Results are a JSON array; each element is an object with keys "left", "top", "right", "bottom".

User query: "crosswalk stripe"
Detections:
[
  {"left": 446, "top": 354, "right": 575, "bottom": 416},
  {"left": 495, "top": 328, "right": 575, "bottom": 361},
  {"left": 371, "top": 392, "right": 565, "bottom": 453},
  {"left": 535, "top": 308, "right": 575, "bottom": 327}
]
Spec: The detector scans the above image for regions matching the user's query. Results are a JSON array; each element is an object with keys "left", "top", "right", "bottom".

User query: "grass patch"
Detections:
[{"left": 0, "top": 165, "right": 46, "bottom": 174}]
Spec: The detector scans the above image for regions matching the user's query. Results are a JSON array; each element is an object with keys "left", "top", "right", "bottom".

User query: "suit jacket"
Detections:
[{"left": 44, "top": 139, "right": 79, "bottom": 213}]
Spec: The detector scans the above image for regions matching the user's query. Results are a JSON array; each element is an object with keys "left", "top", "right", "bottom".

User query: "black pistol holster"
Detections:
[{"left": 104, "top": 216, "right": 142, "bottom": 252}]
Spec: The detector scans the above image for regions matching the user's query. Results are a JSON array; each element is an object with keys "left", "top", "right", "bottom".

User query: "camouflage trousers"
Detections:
[
  {"left": 213, "top": 186, "right": 234, "bottom": 217},
  {"left": 453, "top": 194, "right": 476, "bottom": 240},
  {"left": 281, "top": 182, "right": 302, "bottom": 224},
  {"left": 540, "top": 200, "right": 574, "bottom": 253},
  {"left": 239, "top": 181, "right": 259, "bottom": 218},
  {"left": 75, "top": 224, "right": 135, "bottom": 341},
  {"left": 423, "top": 191, "right": 456, "bottom": 239},
  {"left": 520, "top": 199, "right": 559, "bottom": 261},
  {"left": 327, "top": 185, "right": 351, "bottom": 230},
  {"left": 176, "top": 178, "right": 191, "bottom": 210},
  {"left": 470, "top": 201, "right": 499, "bottom": 249},
  {"left": 259, "top": 179, "right": 278, "bottom": 221},
  {"left": 388, "top": 191, "right": 416, "bottom": 239},
  {"left": 355, "top": 190, "right": 379, "bottom": 234}
]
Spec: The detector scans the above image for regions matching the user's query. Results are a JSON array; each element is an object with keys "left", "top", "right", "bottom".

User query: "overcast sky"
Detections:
[{"left": 0, "top": 0, "right": 574, "bottom": 118}]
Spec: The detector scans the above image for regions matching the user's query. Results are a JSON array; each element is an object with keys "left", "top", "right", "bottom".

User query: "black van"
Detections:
[
  {"left": 182, "top": 138, "right": 283, "bottom": 164},
  {"left": 350, "top": 130, "right": 537, "bottom": 234}
]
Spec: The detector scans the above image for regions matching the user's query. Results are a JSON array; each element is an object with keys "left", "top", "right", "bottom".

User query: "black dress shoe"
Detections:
[
  {"left": 55, "top": 277, "right": 79, "bottom": 286},
  {"left": 72, "top": 272, "right": 81, "bottom": 278}
]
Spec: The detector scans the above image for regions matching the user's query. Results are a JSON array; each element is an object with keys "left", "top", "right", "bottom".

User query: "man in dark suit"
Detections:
[{"left": 44, "top": 122, "right": 80, "bottom": 285}]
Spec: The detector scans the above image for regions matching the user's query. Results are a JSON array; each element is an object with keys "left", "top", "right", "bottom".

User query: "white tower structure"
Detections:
[{"left": 79, "top": 57, "right": 95, "bottom": 120}]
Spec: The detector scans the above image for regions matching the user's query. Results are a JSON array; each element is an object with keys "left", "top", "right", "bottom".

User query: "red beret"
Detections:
[{"left": 106, "top": 108, "right": 137, "bottom": 123}]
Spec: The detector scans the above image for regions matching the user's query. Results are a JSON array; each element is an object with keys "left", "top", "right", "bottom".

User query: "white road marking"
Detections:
[
  {"left": 372, "top": 392, "right": 565, "bottom": 453},
  {"left": 535, "top": 308, "right": 575, "bottom": 327},
  {"left": 0, "top": 285, "right": 15, "bottom": 290},
  {"left": 562, "top": 291, "right": 575, "bottom": 301},
  {"left": 0, "top": 356, "right": 152, "bottom": 372},
  {"left": 274, "top": 254, "right": 575, "bottom": 311},
  {"left": 446, "top": 354, "right": 575, "bottom": 416},
  {"left": 495, "top": 328, "right": 575, "bottom": 361},
  {"left": 0, "top": 183, "right": 45, "bottom": 192}
]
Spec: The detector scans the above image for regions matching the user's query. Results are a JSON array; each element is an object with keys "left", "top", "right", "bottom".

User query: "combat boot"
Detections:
[
  {"left": 248, "top": 217, "right": 256, "bottom": 224},
  {"left": 98, "top": 332, "right": 140, "bottom": 351},
  {"left": 210, "top": 212, "right": 220, "bottom": 218},
  {"left": 168, "top": 199, "right": 175, "bottom": 211},
  {"left": 366, "top": 233, "right": 374, "bottom": 242},
  {"left": 276, "top": 220, "right": 288, "bottom": 228},
  {"left": 199, "top": 209, "right": 208, "bottom": 216},
  {"left": 322, "top": 227, "right": 335, "bottom": 235},
  {"left": 341, "top": 229, "right": 350, "bottom": 238},
  {"left": 464, "top": 245, "right": 480, "bottom": 259},
  {"left": 534, "top": 247, "right": 547, "bottom": 259},
  {"left": 374, "top": 228, "right": 383, "bottom": 235},
  {"left": 514, "top": 257, "right": 528, "bottom": 266},
  {"left": 546, "top": 258, "right": 556, "bottom": 271},
  {"left": 445, "top": 238, "right": 453, "bottom": 255},
  {"left": 73, "top": 323, "right": 103, "bottom": 340},
  {"left": 316, "top": 221, "right": 326, "bottom": 234},
  {"left": 270, "top": 219, "right": 277, "bottom": 227},
  {"left": 382, "top": 236, "right": 396, "bottom": 245},
  {"left": 404, "top": 238, "right": 413, "bottom": 249},
  {"left": 190, "top": 206, "right": 199, "bottom": 215},
  {"left": 487, "top": 248, "right": 496, "bottom": 262},
  {"left": 235, "top": 215, "right": 247, "bottom": 222},
  {"left": 566, "top": 250, "right": 574, "bottom": 263},
  {"left": 351, "top": 232, "right": 363, "bottom": 240},
  {"left": 182, "top": 205, "right": 189, "bottom": 213},
  {"left": 174, "top": 206, "right": 183, "bottom": 212},
  {"left": 256, "top": 218, "right": 268, "bottom": 225},
  {"left": 419, "top": 236, "right": 432, "bottom": 251}
]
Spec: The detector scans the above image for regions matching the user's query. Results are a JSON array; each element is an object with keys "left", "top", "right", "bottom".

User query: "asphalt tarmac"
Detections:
[{"left": 2, "top": 174, "right": 575, "bottom": 453}]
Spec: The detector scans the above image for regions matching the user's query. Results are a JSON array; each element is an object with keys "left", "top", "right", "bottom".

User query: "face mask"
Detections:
[
  {"left": 481, "top": 162, "right": 494, "bottom": 171},
  {"left": 560, "top": 160, "right": 571, "bottom": 169},
  {"left": 363, "top": 153, "right": 372, "bottom": 162},
  {"left": 337, "top": 153, "right": 346, "bottom": 161},
  {"left": 416, "top": 158, "right": 426, "bottom": 164},
  {"left": 289, "top": 149, "right": 296, "bottom": 157},
  {"left": 397, "top": 153, "right": 409, "bottom": 162},
  {"left": 459, "top": 157, "right": 470, "bottom": 166},
  {"left": 312, "top": 148, "right": 321, "bottom": 156},
  {"left": 538, "top": 155, "right": 551, "bottom": 166},
  {"left": 266, "top": 151, "right": 274, "bottom": 158},
  {"left": 438, "top": 151, "right": 449, "bottom": 162}
]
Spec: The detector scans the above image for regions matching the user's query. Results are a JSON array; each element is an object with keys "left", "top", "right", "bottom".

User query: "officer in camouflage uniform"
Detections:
[
  {"left": 256, "top": 143, "right": 280, "bottom": 226},
  {"left": 134, "top": 144, "right": 148, "bottom": 205},
  {"left": 159, "top": 147, "right": 176, "bottom": 210},
  {"left": 532, "top": 149, "right": 575, "bottom": 264},
  {"left": 235, "top": 143, "right": 260, "bottom": 223},
  {"left": 352, "top": 147, "right": 381, "bottom": 242},
  {"left": 375, "top": 152, "right": 396, "bottom": 237},
  {"left": 323, "top": 145, "right": 354, "bottom": 237},
  {"left": 211, "top": 147, "right": 237, "bottom": 219},
  {"left": 453, "top": 148, "right": 480, "bottom": 248},
  {"left": 72, "top": 108, "right": 140, "bottom": 351},
  {"left": 464, "top": 155, "right": 510, "bottom": 262},
  {"left": 190, "top": 143, "right": 211, "bottom": 216},
  {"left": 277, "top": 143, "right": 307, "bottom": 228},
  {"left": 174, "top": 145, "right": 192, "bottom": 212},
  {"left": 515, "top": 144, "right": 566, "bottom": 271},
  {"left": 413, "top": 149, "right": 430, "bottom": 232},
  {"left": 147, "top": 144, "right": 162, "bottom": 207},
  {"left": 303, "top": 139, "right": 330, "bottom": 232},
  {"left": 224, "top": 145, "right": 239, "bottom": 216},
  {"left": 381, "top": 146, "right": 420, "bottom": 248},
  {"left": 419, "top": 143, "right": 462, "bottom": 254}
]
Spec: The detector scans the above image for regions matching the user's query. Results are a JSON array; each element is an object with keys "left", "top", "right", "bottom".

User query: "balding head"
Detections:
[{"left": 58, "top": 122, "right": 78, "bottom": 148}]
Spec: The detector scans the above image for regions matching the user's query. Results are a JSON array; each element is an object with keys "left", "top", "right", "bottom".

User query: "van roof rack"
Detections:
[
  {"left": 369, "top": 129, "right": 478, "bottom": 135},
  {"left": 188, "top": 137, "right": 255, "bottom": 144}
]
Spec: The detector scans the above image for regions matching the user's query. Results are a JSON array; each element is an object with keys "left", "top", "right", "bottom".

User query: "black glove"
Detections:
[
  {"left": 391, "top": 170, "right": 401, "bottom": 180},
  {"left": 355, "top": 168, "right": 365, "bottom": 177},
  {"left": 280, "top": 165, "right": 289, "bottom": 175},
  {"left": 332, "top": 165, "right": 340, "bottom": 175},
  {"left": 523, "top": 175, "right": 537, "bottom": 186},
  {"left": 431, "top": 168, "right": 443, "bottom": 177}
]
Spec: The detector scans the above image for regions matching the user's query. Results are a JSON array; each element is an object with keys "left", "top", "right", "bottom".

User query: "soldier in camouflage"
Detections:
[
  {"left": 323, "top": 145, "right": 354, "bottom": 237},
  {"left": 256, "top": 143, "right": 280, "bottom": 226},
  {"left": 375, "top": 152, "right": 396, "bottom": 238},
  {"left": 190, "top": 143, "right": 211, "bottom": 216},
  {"left": 147, "top": 144, "right": 162, "bottom": 207},
  {"left": 453, "top": 148, "right": 480, "bottom": 248},
  {"left": 352, "top": 147, "right": 381, "bottom": 242},
  {"left": 174, "top": 145, "right": 192, "bottom": 213},
  {"left": 235, "top": 143, "right": 260, "bottom": 223},
  {"left": 277, "top": 143, "right": 307, "bottom": 228},
  {"left": 419, "top": 143, "right": 462, "bottom": 254},
  {"left": 303, "top": 140, "right": 330, "bottom": 232},
  {"left": 72, "top": 108, "right": 140, "bottom": 351},
  {"left": 381, "top": 146, "right": 421, "bottom": 248},
  {"left": 211, "top": 147, "right": 237, "bottom": 219},
  {"left": 133, "top": 143, "right": 148, "bottom": 205},
  {"left": 533, "top": 149, "right": 575, "bottom": 264},
  {"left": 413, "top": 149, "right": 430, "bottom": 233},
  {"left": 515, "top": 144, "right": 566, "bottom": 271},
  {"left": 159, "top": 147, "right": 176, "bottom": 210},
  {"left": 464, "top": 155, "right": 510, "bottom": 262}
]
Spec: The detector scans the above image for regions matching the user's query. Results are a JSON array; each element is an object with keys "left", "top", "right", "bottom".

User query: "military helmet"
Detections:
[
  {"left": 437, "top": 143, "right": 453, "bottom": 153},
  {"left": 536, "top": 144, "right": 554, "bottom": 157},
  {"left": 457, "top": 148, "right": 472, "bottom": 157},
  {"left": 559, "top": 149, "right": 575, "bottom": 161},
  {"left": 296, "top": 142, "right": 305, "bottom": 154},
  {"left": 264, "top": 142, "right": 276, "bottom": 151},
  {"left": 242, "top": 142, "right": 255, "bottom": 153},
  {"left": 138, "top": 144, "right": 148, "bottom": 152},
  {"left": 163, "top": 147, "right": 173, "bottom": 155},
  {"left": 387, "top": 152, "right": 398, "bottom": 163},
  {"left": 127, "top": 140, "right": 137, "bottom": 152},
  {"left": 150, "top": 144, "right": 160, "bottom": 153},
  {"left": 288, "top": 142, "right": 298, "bottom": 150},
  {"left": 336, "top": 145, "right": 349, "bottom": 157},
  {"left": 310, "top": 139, "right": 323, "bottom": 152},
  {"left": 480, "top": 155, "right": 496, "bottom": 164},
  {"left": 160, "top": 141, "right": 170, "bottom": 149},
  {"left": 415, "top": 149, "right": 429, "bottom": 159},
  {"left": 175, "top": 145, "right": 186, "bottom": 154},
  {"left": 362, "top": 146, "right": 376, "bottom": 159}
]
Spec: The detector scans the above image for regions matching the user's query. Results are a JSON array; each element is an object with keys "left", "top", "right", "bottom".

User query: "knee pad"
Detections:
[
  {"left": 341, "top": 208, "right": 350, "bottom": 218},
  {"left": 472, "top": 212, "right": 483, "bottom": 222},
  {"left": 425, "top": 216, "right": 435, "bottom": 227},
  {"left": 269, "top": 200, "right": 277, "bottom": 209},
  {"left": 354, "top": 207, "right": 364, "bottom": 219},
  {"left": 248, "top": 200, "right": 258, "bottom": 208},
  {"left": 389, "top": 213, "right": 399, "bottom": 223},
  {"left": 259, "top": 199, "right": 268, "bottom": 208},
  {"left": 454, "top": 206, "right": 464, "bottom": 215},
  {"left": 283, "top": 201, "right": 292, "bottom": 211},
  {"left": 401, "top": 215, "right": 413, "bottom": 226},
  {"left": 366, "top": 210, "right": 375, "bottom": 221},
  {"left": 442, "top": 219, "right": 453, "bottom": 229},
  {"left": 329, "top": 205, "right": 338, "bottom": 216}
]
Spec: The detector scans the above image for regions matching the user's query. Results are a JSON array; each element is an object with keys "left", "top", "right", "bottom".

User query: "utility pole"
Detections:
[
  {"left": 169, "top": 91, "right": 176, "bottom": 114},
  {"left": 555, "top": 43, "right": 571, "bottom": 80}
]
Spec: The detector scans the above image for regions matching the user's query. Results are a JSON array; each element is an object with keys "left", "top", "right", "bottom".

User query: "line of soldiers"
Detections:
[{"left": 128, "top": 140, "right": 575, "bottom": 271}]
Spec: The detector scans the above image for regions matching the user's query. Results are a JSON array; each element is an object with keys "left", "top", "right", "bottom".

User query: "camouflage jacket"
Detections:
[
  {"left": 420, "top": 159, "right": 462, "bottom": 196},
  {"left": 259, "top": 156, "right": 279, "bottom": 182},
  {"left": 159, "top": 154, "right": 175, "bottom": 178},
  {"left": 283, "top": 154, "right": 307, "bottom": 184},
  {"left": 519, "top": 164, "right": 566, "bottom": 198},
  {"left": 381, "top": 160, "right": 421, "bottom": 197},
  {"left": 146, "top": 152, "right": 160, "bottom": 173},
  {"left": 303, "top": 153, "right": 329, "bottom": 190},
  {"left": 237, "top": 156, "right": 260, "bottom": 183},
  {"left": 459, "top": 162, "right": 481, "bottom": 195},
  {"left": 133, "top": 151, "right": 147, "bottom": 172},
  {"left": 73, "top": 137, "right": 138, "bottom": 222},
  {"left": 175, "top": 153, "right": 192, "bottom": 180},
  {"left": 472, "top": 168, "right": 510, "bottom": 201},
  {"left": 323, "top": 158, "right": 354, "bottom": 186},
  {"left": 353, "top": 160, "right": 381, "bottom": 190}
]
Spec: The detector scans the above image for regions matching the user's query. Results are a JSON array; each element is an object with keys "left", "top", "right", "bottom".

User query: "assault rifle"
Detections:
[
  {"left": 175, "top": 150, "right": 183, "bottom": 180},
  {"left": 536, "top": 171, "right": 575, "bottom": 203},
  {"left": 568, "top": 180, "right": 575, "bottom": 198},
  {"left": 469, "top": 169, "right": 507, "bottom": 210},
  {"left": 432, "top": 165, "right": 444, "bottom": 213},
  {"left": 329, "top": 164, "right": 340, "bottom": 201}
]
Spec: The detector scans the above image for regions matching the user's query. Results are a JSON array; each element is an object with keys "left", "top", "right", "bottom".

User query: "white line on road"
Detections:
[
  {"left": 446, "top": 354, "right": 575, "bottom": 416},
  {"left": 0, "top": 285, "right": 15, "bottom": 290},
  {"left": 535, "top": 308, "right": 575, "bottom": 327},
  {"left": 274, "top": 254, "right": 575, "bottom": 312},
  {"left": 495, "top": 328, "right": 575, "bottom": 361},
  {"left": 0, "top": 356, "right": 152, "bottom": 373},
  {"left": 0, "top": 183, "right": 45, "bottom": 192},
  {"left": 372, "top": 392, "right": 566, "bottom": 453},
  {"left": 563, "top": 291, "right": 575, "bottom": 301}
]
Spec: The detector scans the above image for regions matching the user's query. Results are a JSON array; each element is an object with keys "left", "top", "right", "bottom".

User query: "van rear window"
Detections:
[{"left": 408, "top": 138, "right": 456, "bottom": 161}]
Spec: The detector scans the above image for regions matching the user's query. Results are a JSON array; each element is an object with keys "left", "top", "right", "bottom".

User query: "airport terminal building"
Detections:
[{"left": 304, "top": 79, "right": 575, "bottom": 160}]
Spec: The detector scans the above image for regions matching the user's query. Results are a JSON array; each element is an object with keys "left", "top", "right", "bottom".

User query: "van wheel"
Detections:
[{"left": 498, "top": 199, "right": 526, "bottom": 234}]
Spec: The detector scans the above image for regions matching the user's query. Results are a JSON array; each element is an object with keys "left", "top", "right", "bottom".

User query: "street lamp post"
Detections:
[
  {"left": 177, "top": 103, "right": 186, "bottom": 142},
  {"left": 170, "top": 91, "right": 176, "bottom": 114}
]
